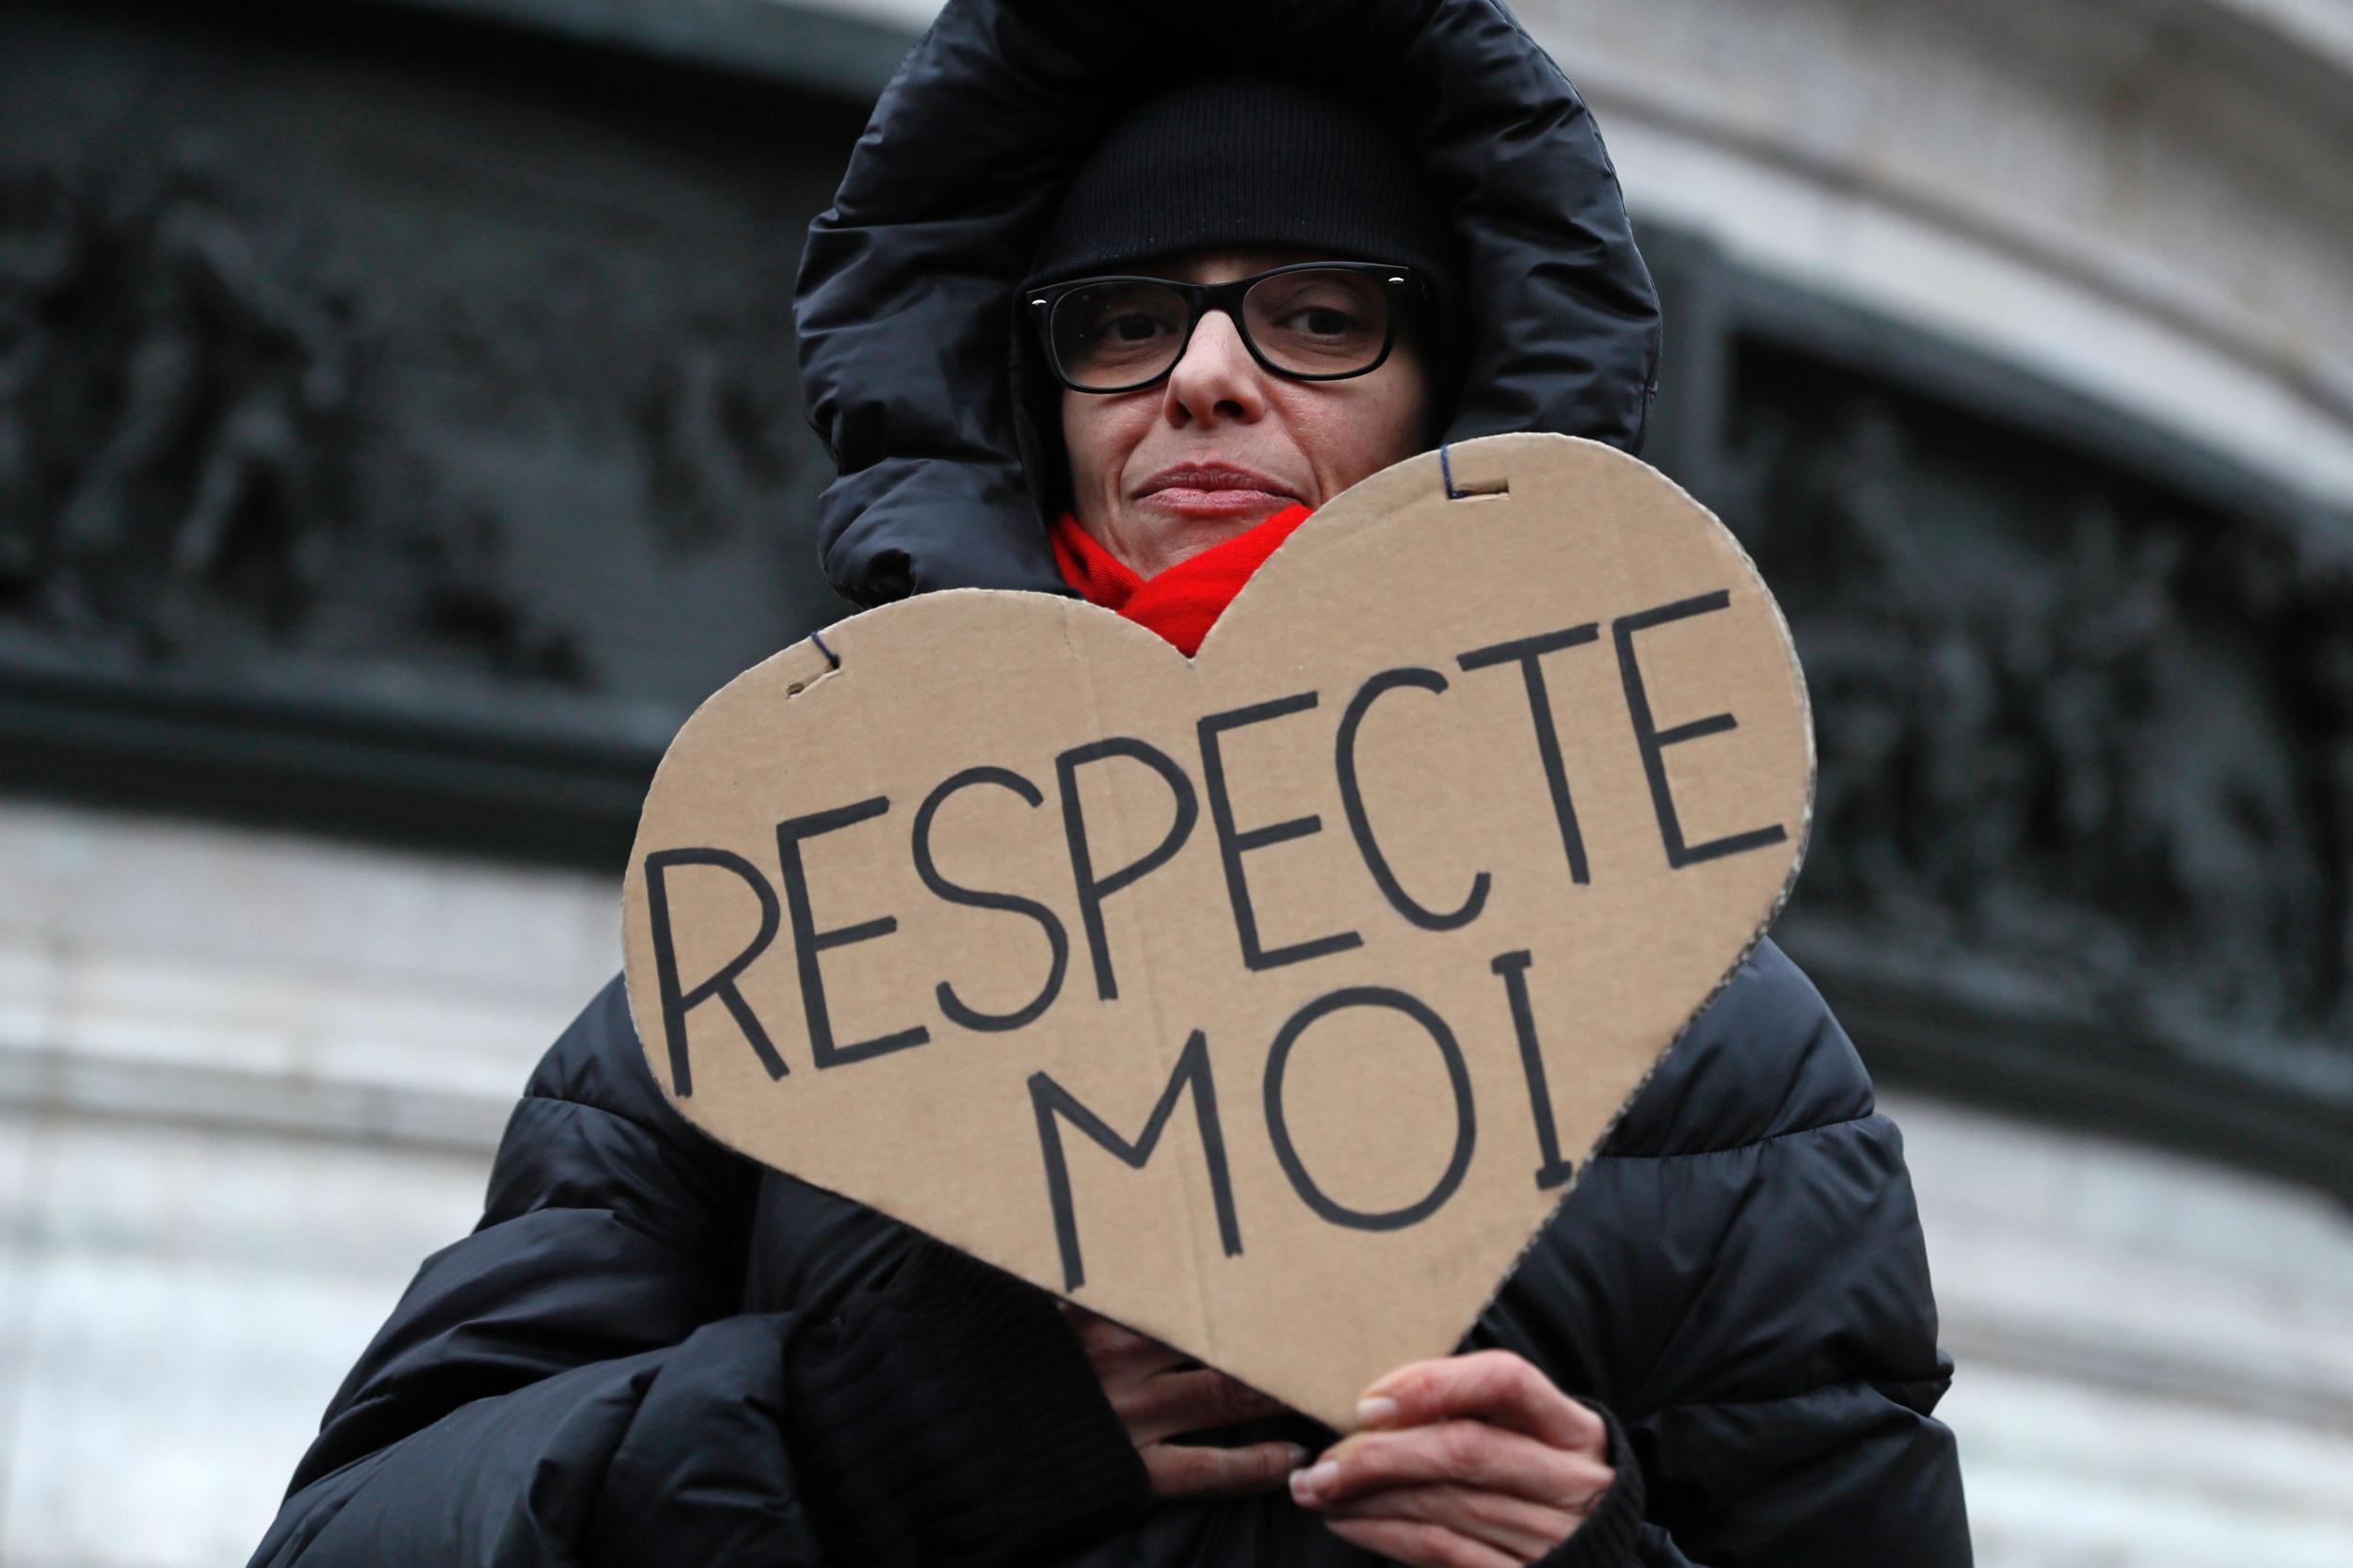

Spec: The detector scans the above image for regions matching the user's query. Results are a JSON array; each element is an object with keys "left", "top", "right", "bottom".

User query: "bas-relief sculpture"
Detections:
[
  {"left": 0, "top": 152, "right": 830, "bottom": 690},
  {"left": 0, "top": 4, "right": 855, "bottom": 708},
  {"left": 1, "top": 0, "right": 2345, "bottom": 1139},
  {"left": 1719, "top": 354, "right": 2353, "bottom": 1083},
  {"left": 0, "top": 157, "right": 355, "bottom": 659}
]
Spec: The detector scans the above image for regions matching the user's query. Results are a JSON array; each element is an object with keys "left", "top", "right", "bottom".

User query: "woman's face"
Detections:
[{"left": 1061, "top": 248, "right": 1433, "bottom": 579}]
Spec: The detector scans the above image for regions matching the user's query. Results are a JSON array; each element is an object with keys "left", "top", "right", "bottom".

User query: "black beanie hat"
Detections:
[{"left": 1024, "top": 72, "right": 1460, "bottom": 303}]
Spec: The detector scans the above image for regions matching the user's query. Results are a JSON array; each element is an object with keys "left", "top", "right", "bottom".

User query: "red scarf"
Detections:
[{"left": 1048, "top": 504, "right": 1314, "bottom": 655}]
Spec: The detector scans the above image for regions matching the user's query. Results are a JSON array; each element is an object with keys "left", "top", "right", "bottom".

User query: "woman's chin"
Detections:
[{"left": 1137, "top": 516, "right": 1283, "bottom": 576}]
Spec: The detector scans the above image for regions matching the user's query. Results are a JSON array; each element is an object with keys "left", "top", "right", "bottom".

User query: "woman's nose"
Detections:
[{"left": 1161, "top": 308, "right": 1269, "bottom": 428}]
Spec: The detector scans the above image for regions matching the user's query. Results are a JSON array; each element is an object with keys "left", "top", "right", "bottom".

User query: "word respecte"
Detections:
[{"left": 646, "top": 589, "right": 1785, "bottom": 1095}]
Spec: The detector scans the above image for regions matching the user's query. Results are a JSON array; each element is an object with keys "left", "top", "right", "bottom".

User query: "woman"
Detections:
[{"left": 249, "top": 5, "right": 1968, "bottom": 1566}]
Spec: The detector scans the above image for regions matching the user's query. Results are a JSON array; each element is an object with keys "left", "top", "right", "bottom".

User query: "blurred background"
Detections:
[{"left": 1, "top": 0, "right": 2348, "bottom": 1562}]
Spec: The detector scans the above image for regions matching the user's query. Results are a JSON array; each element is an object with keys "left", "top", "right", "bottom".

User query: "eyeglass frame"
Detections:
[{"left": 1025, "top": 260, "right": 1422, "bottom": 394}]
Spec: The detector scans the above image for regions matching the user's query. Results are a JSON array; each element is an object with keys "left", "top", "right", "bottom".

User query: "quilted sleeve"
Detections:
[{"left": 1494, "top": 942, "right": 1973, "bottom": 1565}]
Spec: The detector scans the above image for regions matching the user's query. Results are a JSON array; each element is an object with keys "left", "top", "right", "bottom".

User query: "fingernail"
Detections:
[
  {"left": 1284, "top": 1444, "right": 1311, "bottom": 1469},
  {"left": 1289, "top": 1461, "right": 1338, "bottom": 1502},
  {"left": 1356, "top": 1394, "right": 1401, "bottom": 1428}
]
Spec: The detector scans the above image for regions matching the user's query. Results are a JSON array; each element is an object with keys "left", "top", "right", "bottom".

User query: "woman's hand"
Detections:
[
  {"left": 1061, "top": 1303, "right": 1306, "bottom": 1499},
  {"left": 1289, "top": 1351, "right": 1615, "bottom": 1567}
]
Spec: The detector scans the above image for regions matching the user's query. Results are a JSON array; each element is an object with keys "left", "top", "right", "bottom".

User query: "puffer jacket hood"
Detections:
[{"left": 794, "top": 0, "right": 1659, "bottom": 605}]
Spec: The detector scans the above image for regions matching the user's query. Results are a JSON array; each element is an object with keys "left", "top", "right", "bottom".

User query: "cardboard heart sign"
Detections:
[{"left": 621, "top": 433, "right": 1811, "bottom": 1430}]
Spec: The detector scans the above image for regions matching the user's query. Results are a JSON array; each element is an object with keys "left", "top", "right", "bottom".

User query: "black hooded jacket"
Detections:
[{"left": 249, "top": 3, "right": 1970, "bottom": 1564}]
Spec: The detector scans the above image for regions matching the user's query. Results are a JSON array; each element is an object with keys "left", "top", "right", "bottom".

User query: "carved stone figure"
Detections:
[
  {"left": 3, "top": 152, "right": 353, "bottom": 652},
  {"left": 1728, "top": 363, "right": 2351, "bottom": 1053}
]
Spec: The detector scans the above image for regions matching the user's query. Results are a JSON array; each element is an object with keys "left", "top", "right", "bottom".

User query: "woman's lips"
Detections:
[
  {"left": 1137, "top": 486, "right": 1297, "bottom": 517},
  {"left": 1134, "top": 467, "right": 1302, "bottom": 519}
]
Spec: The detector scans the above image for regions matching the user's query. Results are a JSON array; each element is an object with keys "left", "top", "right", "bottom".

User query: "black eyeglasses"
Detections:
[{"left": 1028, "top": 261, "right": 1417, "bottom": 393}]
